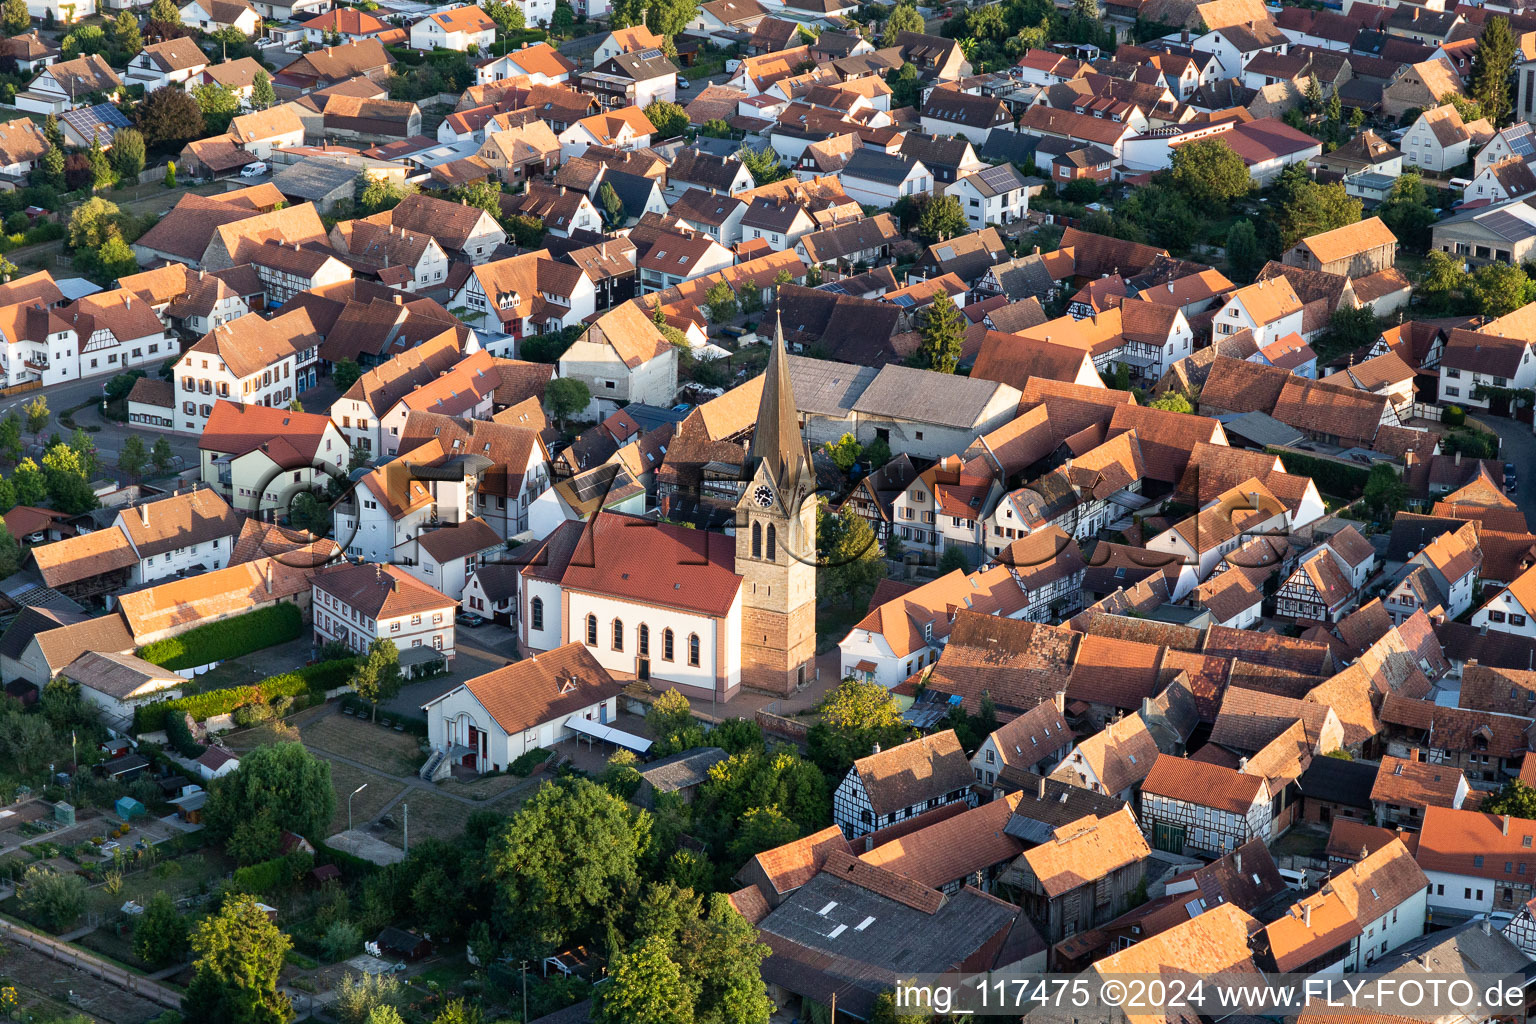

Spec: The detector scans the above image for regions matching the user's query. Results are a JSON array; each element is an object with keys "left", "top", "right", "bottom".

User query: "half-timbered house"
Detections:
[{"left": 831, "top": 730, "right": 977, "bottom": 839}]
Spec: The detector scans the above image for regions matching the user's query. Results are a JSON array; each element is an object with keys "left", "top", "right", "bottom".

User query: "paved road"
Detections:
[
  {"left": 1473, "top": 415, "right": 1536, "bottom": 525},
  {"left": 0, "top": 375, "right": 203, "bottom": 476}
]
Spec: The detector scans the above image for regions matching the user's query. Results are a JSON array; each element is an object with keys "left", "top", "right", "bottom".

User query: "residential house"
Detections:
[
  {"left": 945, "top": 164, "right": 1030, "bottom": 231},
  {"left": 363, "top": 193, "right": 506, "bottom": 264},
  {"left": 198, "top": 400, "right": 348, "bottom": 518},
  {"left": 15, "top": 54, "right": 121, "bottom": 115},
  {"left": 123, "top": 37, "right": 207, "bottom": 91},
  {"left": 831, "top": 730, "right": 977, "bottom": 839},
  {"left": 1050, "top": 712, "right": 1161, "bottom": 802},
  {"left": 1400, "top": 103, "right": 1491, "bottom": 173},
  {"left": 1439, "top": 328, "right": 1536, "bottom": 410},
  {"left": 970, "top": 696, "right": 1073, "bottom": 786},
  {"left": 838, "top": 149, "right": 932, "bottom": 207},
  {"left": 312, "top": 561, "right": 456, "bottom": 670},
  {"left": 918, "top": 88, "right": 1013, "bottom": 146},
  {"left": 557, "top": 301, "right": 677, "bottom": 417},
  {"left": 178, "top": 0, "right": 261, "bottom": 34},
  {"left": 1213, "top": 278, "right": 1305, "bottom": 347},
  {"left": 393, "top": 412, "right": 551, "bottom": 538},
  {"left": 1384, "top": 520, "right": 1481, "bottom": 625},
  {"left": 476, "top": 121, "right": 563, "bottom": 185},
  {"left": 450, "top": 251, "right": 595, "bottom": 353},
  {"left": 579, "top": 50, "right": 679, "bottom": 111},
  {"left": 1417, "top": 806, "right": 1536, "bottom": 918},
  {"left": 171, "top": 309, "right": 319, "bottom": 434},
  {"left": 1472, "top": 565, "right": 1536, "bottom": 638},
  {"left": 1009, "top": 806, "right": 1152, "bottom": 945},
  {"left": 409, "top": 5, "right": 495, "bottom": 51},
  {"left": 1140, "top": 754, "right": 1274, "bottom": 856},
  {"left": 1370, "top": 754, "right": 1469, "bottom": 829},
  {"left": 1382, "top": 58, "right": 1467, "bottom": 120},
  {"left": 114, "top": 488, "right": 242, "bottom": 585}
]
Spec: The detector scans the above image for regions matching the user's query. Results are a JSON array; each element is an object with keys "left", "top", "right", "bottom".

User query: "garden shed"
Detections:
[{"left": 114, "top": 796, "right": 146, "bottom": 821}]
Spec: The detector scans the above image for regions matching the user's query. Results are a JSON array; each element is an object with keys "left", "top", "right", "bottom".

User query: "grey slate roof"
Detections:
[
  {"left": 1219, "top": 410, "right": 1307, "bottom": 449},
  {"left": 851, "top": 363, "right": 1012, "bottom": 428},
  {"left": 636, "top": 746, "right": 728, "bottom": 793},
  {"left": 1296, "top": 754, "right": 1376, "bottom": 809},
  {"left": 272, "top": 158, "right": 363, "bottom": 201},
  {"left": 842, "top": 148, "right": 923, "bottom": 186},
  {"left": 787, "top": 354, "right": 878, "bottom": 417}
]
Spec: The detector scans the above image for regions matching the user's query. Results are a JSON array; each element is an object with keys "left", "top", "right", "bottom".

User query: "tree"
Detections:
[
  {"left": 544, "top": 377, "right": 591, "bottom": 428},
  {"left": 183, "top": 894, "right": 293, "bottom": 1024},
  {"left": 1168, "top": 137, "right": 1253, "bottom": 208},
  {"left": 726, "top": 805, "right": 799, "bottom": 865},
  {"left": 0, "top": 413, "right": 20, "bottom": 463},
  {"left": 1484, "top": 778, "right": 1536, "bottom": 818},
  {"left": 1, "top": 0, "right": 28, "bottom": 35},
  {"left": 483, "top": 0, "right": 526, "bottom": 34},
  {"left": 19, "top": 866, "right": 86, "bottom": 932},
  {"left": 204, "top": 743, "right": 335, "bottom": 845},
  {"left": 432, "top": 999, "right": 482, "bottom": 1024},
  {"left": 914, "top": 292, "right": 965, "bottom": 373},
  {"left": 597, "top": 180, "right": 624, "bottom": 225},
  {"left": 289, "top": 490, "right": 331, "bottom": 537},
  {"left": 1225, "top": 220, "right": 1260, "bottom": 281},
  {"left": 1421, "top": 249, "right": 1464, "bottom": 311},
  {"left": 882, "top": 1, "right": 923, "bottom": 44},
  {"left": 551, "top": 0, "right": 574, "bottom": 35},
  {"left": 69, "top": 197, "right": 120, "bottom": 250},
  {"left": 137, "top": 87, "right": 206, "bottom": 151},
  {"left": 1149, "top": 391, "right": 1193, "bottom": 413},
  {"left": 1378, "top": 171, "right": 1436, "bottom": 250},
  {"left": 334, "top": 974, "right": 403, "bottom": 1024},
  {"left": 1468, "top": 260, "right": 1536, "bottom": 317},
  {"left": 251, "top": 70, "right": 275, "bottom": 111},
  {"left": 808, "top": 678, "right": 909, "bottom": 777},
  {"left": 111, "top": 128, "right": 146, "bottom": 180},
  {"left": 321, "top": 921, "right": 362, "bottom": 962},
  {"left": 0, "top": 525, "right": 17, "bottom": 580},
  {"left": 40, "top": 677, "right": 86, "bottom": 733},
  {"left": 1276, "top": 166, "right": 1361, "bottom": 248},
  {"left": 12, "top": 460, "right": 45, "bottom": 506},
  {"left": 150, "top": 0, "right": 179, "bottom": 21},
  {"left": 23, "top": 396, "right": 47, "bottom": 435},
  {"left": 98, "top": 234, "right": 138, "bottom": 279},
  {"left": 645, "top": 0, "right": 700, "bottom": 39},
  {"left": 736, "top": 145, "right": 790, "bottom": 186},
  {"left": 644, "top": 99, "right": 688, "bottom": 140},
  {"left": 1316, "top": 305, "right": 1381, "bottom": 361},
  {"left": 824, "top": 503, "right": 884, "bottom": 609},
  {"left": 703, "top": 278, "right": 737, "bottom": 322},
  {"left": 1362, "top": 463, "right": 1406, "bottom": 522},
  {"left": 118, "top": 435, "right": 148, "bottom": 480},
  {"left": 356, "top": 173, "right": 409, "bottom": 215},
  {"left": 1472, "top": 15, "right": 1516, "bottom": 126},
  {"left": 164, "top": 160, "right": 176, "bottom": 188},
  {"left": 505, "top": 213, "right": 545, "bottom": 249},
  {"left": 916, "top": 194, "right": 966, "bottom": 243},
  {"left": 449, "top": 179, "right": 501, "bottom": 218},
  {"left": 488, "top": 778, "right": 651, "bottom": 955},
  {"left": 151, "top": 436, "right": 175, "bottom": 475},
  {"left": 350, "top": 638, "right": 402, "bottom": 723},
  {"left": 112, "top": 9, "right": 144, "bottom": 54},
  {"left": 134, "top": 891, "right": 189, "bottom": 967},
  {"left": 824, "top": 432, "right": 861, "bottom": 472},
  {"left": 647, "top": 688, "right": 703, "bottom": 756},
  {"left": 331, "top": 358, "right": 363, "bottom": 393},
  {"left": 40, "top": 144, "right": 64, "bottom": 191},
  {"left": 594, "top": 936, "right": 691, "bottom": 1024}
]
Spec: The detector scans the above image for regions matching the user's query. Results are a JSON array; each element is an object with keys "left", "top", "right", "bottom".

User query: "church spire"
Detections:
[{"left": 750, "top": 311, "right": 808, "bottom": 492}]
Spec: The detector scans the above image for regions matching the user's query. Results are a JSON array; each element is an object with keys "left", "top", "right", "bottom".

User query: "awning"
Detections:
[{"left": 563, "top": 715, "right": 653, "bottom": 754}]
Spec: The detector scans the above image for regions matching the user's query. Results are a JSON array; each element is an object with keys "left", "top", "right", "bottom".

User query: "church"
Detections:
[{"left": 512, "top": 324, "right": 818, "bottom": 701}]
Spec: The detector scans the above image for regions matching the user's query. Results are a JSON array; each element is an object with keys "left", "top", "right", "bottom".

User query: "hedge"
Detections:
[
  {"left": 1267, "top": 448, "right": 1371, "bottom": 499},
  {"left": 508, "top": 747, "right": 551, "bottom": 777},
  {"left": 137, "top": 604, "right": 305, "bottom": 670},
  {"left": 135, "top": 659, "right": 357, "bottom": 733}
]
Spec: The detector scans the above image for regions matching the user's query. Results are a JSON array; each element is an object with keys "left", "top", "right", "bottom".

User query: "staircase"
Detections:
[{"left": 419, "top": 749, "right": 449, "bottom": 782}]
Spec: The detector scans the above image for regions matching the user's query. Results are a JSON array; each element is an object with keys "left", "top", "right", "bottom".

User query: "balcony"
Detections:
[{"left": 23, "top": 357, "right": 48, "bottom": 372}]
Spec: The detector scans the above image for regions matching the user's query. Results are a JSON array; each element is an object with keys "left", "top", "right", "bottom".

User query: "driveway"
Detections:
[
  {"left": 381, "top": 625, "right": 521, "bottom": 719},
  {"left": 1471, "top": 415, "right": 1535, "bottom": 525}
]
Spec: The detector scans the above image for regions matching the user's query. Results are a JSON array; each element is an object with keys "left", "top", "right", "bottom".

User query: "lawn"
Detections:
[
  {"left": 301, "top": 713, "right": 425, "bottom": 777},
  {"left": 323, "top": 761, "right": 404, "bottom": 836},
  {"left": 368, "top": 791, "right": 514, "bottom": 845},
  {"left": 436, "top": 770, "right": 539, "bottom": 803}
]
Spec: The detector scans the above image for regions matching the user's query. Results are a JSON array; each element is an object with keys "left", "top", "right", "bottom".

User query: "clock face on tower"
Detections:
[{"left": 753, "top": 485, "right": 775, "bottom": 509}]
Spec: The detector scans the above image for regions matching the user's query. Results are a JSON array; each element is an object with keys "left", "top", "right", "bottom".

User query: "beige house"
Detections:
[
  {"left": 557, "top": 301, "right": 678, "bottom": 418},
  {"left": 118, "top": 557, "right": 319, "bottom": 647},
  {"left": 477, "top": 121, "right": 563, "bottom": 184}
]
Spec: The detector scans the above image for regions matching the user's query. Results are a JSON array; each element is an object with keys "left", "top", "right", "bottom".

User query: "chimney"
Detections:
[
  {"left": 1410, "top": 747, "right": 1419, "bottom": 762},
  {"left": 1142, "top": 696, "right": 1154, "bottom": 718},
  {"left": 393, "top": 294, "right": 402, "bottom": 305},
  {"left": 265, "top": 561, "right": 273, "bottom": 595},
  {"left": 1483, "top": 915, "right": 1494, "bottom": 935},
  {"left": 1055, "top": 690, "right": 1066, "bottom": 712},
  {"left": 1455, "top": 451, "right": 1462, "bottom": 466},
  {"left": 1181, "top": 27, "right": 1190, "bottom": 44},
  {"left": 1037, "top": 775, "right": 1047, "bottom": 800},
  {"left": 139, "top": 503, "right": 149, "bottom": 527},
  {"left": 1505, "top": 815, "right": 1512, "bottom": 836},
  {"left": 1238, "top": 755, "right": 1248, "bottom": 771},
  {"left": 872, "top": 742, "right": 881, "bottom": 754},
  {"left": 1303, "top": 903, "right": 1312, "bottom": 927}
]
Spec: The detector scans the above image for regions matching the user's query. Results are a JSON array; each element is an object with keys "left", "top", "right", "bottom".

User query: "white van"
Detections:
[{"left": 241, "top": 161, "right": 268, "bottom": 178}]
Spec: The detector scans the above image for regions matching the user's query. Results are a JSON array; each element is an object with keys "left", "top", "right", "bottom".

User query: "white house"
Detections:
[
  {"left": 1139, "top": 753, "right": 1273, "bottom": 857},
  {"left": 1401, "top": 105, "right": 1485, "bottom": 174},
  {"left": 63, "top": 651, "right": 182, "bottom": 727},
  {"left": 449, "top": 250, "right": 596, "bottom": 345},
  {"left": 115, "top": 488, "right": 242, "bottom": 585},
  {"left": 66, "top": 288, "right": 177, "bottom": 380},
  {"left": 969, "top": 696, "right": 1072, "bottom": 786},
  {"left": 311, "top": 562, "right": 457, "bottom": 670},
  {"left": 1418, "top": 806, "right": 1536, "bottom": 920},
  {"left": 1212, "top": 277, "right": 1305, "bottom": 347},
  {"left": 14, "top": 54, "right": 119, "bottom": 115},
  {"left": 421, "top": 642, "right": 636, "bottom": 777},
  {"left": 194, "top": 745, "right": 241, "bottom": 781},
  {"left": 171, "top": 309, "right": 314, "bottom": 435},
  {"left": 1471, "top": 565, "right": 1536, "bottom": 637},
  {"left": 556, "top": 301, "right": 678, "bottom": 417},
  {"left": 1438, "top": 328, "right": 1536, "bottom": 411},
  {"left": 945, "top": 165, "right": 1029, "bottom": 231},
  {"left": 839, "top": 149, "right": 932, "bottom": 207},
  {"left": 123, "top": 37, "right": 208, "bottom": 91},
  {"left": 409, "top": 5, "right": 496, "bottom": 52},
  {"left": 178, "top": 0, "right": 261, "bottom": 35},
  {"left": 0, "top": 301, "right": 79, "bottom": 388},
  {"left": 510, "top": 0, "right": 556, "bottom": 28}
]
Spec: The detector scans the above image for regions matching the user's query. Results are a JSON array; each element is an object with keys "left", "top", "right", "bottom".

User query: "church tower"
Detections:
[{"left": 735, "top": 316, "right": 817, "bottom": 696}]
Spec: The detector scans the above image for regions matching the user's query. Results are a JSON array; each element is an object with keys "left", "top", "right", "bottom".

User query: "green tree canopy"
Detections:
[
  {"left": 807, "top": 678, "right": 911, "bottom": 778},
  {"left": 1362, "top": 463, "right": 1406, "bottom": 522},
  {"left": 204, "top": 742, "right": 336, "bottom": 846},
  {"left": 1468, "top": 260, "right": 1536, "bottom": 317},
  {"left": 1225, "top": 220, "right": 1260, "bottom": 281},
  {"left": 450, "top": 179, "right": 502, "bottom": 217},
  {"left": 1483, "top": 778, "right": 1536, "bottom": 818},
  {"left": 646, "top": 688, "right": 704, "bottom": 756},
  {"left": 192, "top": 82, "right": 241, "bottom": 134},
  {"left": 135, "top": 890, "right": 189, "bottom": 966},
  {"left": 111, "top": 128, "right": 146, "bottom": 179},
  {"left": 137, "top": 87, "right": 205, "bottom": 151},
  {"left": 882, "top": 1, "right": 923, "bottom": 44},
  {"left": 1, "top": 0, "right": 29, "bottom": 35},
  {"left": 736, "top": 145, "right": 791, "bottom": 186},
  {"left": 1168, "top": 137, "right": 1253, "bottom": 207},
  {"left": 703, "top": 278, "right": 737, "bottom": 322},
  {"left": 1276, "top": 165, "right": 1361, "bottom": 248},
  {"left": 916, "top": 194, "right": 967, "bottom": 243},
  {"left": 913, "top": 291, "right": 965, "bottom": 373},
  {"left": 644, "top": 99, "right": 689, "bottom": 140},
  {"left": 594, "top": 936, "right": 692, "bottom": 1024},
  {"left": 488, "top": 778, "right": 651, "bottom": 955},
  {"left": 544, "top": 376, "right": 591, "bottom": 426},
  {"left": 69, "top": 196, "right": 121, "bottom": 250},
  {"left": 1472, "top": 15, "right": 1516, "bottom": 125},
  {"left": 349, "top": 638, "right": 401, "bottom": 722},
  {"left": 183, "top": 894, "right": 293, "bottom": 1024},
  {"left": 18, "top": 865, "right": 85, "bottom": 931},
  {"left": 251, "top": 70, "right": 276, "bottom": 110},
  {"left": 331, "top": 358, "right": 363, "bottom": 393}
]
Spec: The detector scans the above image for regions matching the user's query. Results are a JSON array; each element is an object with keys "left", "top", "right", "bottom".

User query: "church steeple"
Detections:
[{"left": 749, "top": 311, "right": 810, "bottom": 494}]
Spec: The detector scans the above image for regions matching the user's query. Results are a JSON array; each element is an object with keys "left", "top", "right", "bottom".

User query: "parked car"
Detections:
[
  {"left": 455, "top": 612, "right": 487, "bottom": 628},
  {"left": 678, "top": 77, "right": 690, "bottom": 89},
  {"left": 1506, "top": 462, "right": 1518, "bottom": 482}
]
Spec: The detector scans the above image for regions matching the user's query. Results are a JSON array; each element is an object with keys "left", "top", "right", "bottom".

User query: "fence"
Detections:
[
  {"left": 0, "top": 918, "right": 182, "bottom": 1009},
  {"left": 755, "top": 709, "right": 808, "bottom": 744},
  {"left": 1406, "top": 402, "right": 1442, "bottom": 422}
]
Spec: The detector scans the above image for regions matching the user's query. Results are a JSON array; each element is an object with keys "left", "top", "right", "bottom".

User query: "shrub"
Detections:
[
  {"left": 137, "top": 604, "right": 304, "bottom": 670},
  {"left": 508, "top": 747, "right": 551, "bottom": 777},
  {"left": 135, "top": 658, "right": 356, "bottom": 732},
  {"left": 164, "top": 713, "right": 204, "bottom": 758},
  {"left": 1443, "top": 404, "right": 1466, "bottom": 427},
  {"left": 321, "top": 920, "right": 362, "bottom": 962},
  {"left": 231, "top": 856, "right": 292, "bottom": 895}
]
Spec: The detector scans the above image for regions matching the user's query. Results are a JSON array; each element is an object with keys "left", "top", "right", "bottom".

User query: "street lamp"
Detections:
[{"left": 348, "top": 783, "right": 368, "bottom": 832}]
